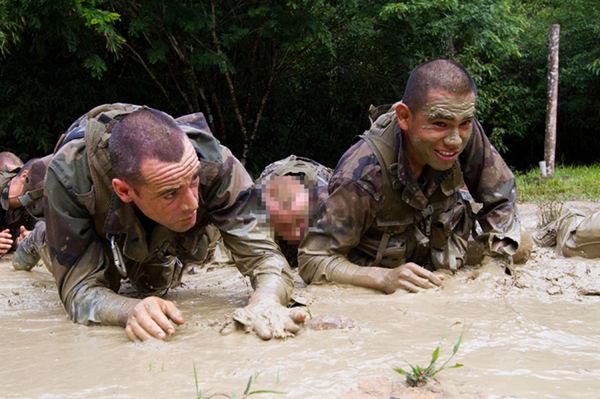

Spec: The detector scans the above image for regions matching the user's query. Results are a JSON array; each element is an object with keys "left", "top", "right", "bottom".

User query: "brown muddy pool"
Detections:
[{"left": 1, "top": 203, "right": 600, "bottom": 398}]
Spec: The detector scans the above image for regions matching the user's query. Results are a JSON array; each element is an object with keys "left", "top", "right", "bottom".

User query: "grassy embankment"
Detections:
[{"left": 516, "top": 164, "right": 600, "bottom": 202}]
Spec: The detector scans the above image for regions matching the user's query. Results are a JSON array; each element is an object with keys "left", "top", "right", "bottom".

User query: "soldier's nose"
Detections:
[
  {"left": 443, "top": 128, "right": 461, "bottom": 147},
  {"left": 182, "top": 187, "right": 199, "bottom": 211}
]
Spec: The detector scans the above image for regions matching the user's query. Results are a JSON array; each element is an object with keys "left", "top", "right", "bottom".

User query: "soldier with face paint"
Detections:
[
  {"left": 44, "top": 104, "right": 305, "bottom": 342},
  {"left": 299, "top": 59, "right": 521, "bottom": 293}
]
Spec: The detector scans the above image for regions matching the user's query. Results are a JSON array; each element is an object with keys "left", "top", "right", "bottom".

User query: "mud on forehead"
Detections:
[
  {"left": 423, "top": 97, "right": 476, "bottom": 120},
  {"left": 141, "top": 140, "right": 200, "bottom": 189}
]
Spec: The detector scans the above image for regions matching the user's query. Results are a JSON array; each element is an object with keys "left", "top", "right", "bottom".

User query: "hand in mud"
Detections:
[
  {"left": 379, "top": 262, "right": 444, "bottom": 294},
  {"left": 0, "top": 229, "right": 13, "bottom": 256},
  {"left": 221, "top": 296, "right": 307, "bottom": 340},
  {"left": 125, "top": 296, "right": 184, "bottom": 342},
  {"left": 16, "top": 226, "right": 30, "bottom": 247}
]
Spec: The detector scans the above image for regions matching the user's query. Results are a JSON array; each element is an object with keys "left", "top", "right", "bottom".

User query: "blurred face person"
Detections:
[{"left": 262, "top": 175, "right": 309, "bottom": 244}]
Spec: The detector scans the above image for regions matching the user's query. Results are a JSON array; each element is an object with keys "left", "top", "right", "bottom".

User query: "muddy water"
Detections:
[{"left": 2, "top": 202, "right": 600, "bottom": 398}]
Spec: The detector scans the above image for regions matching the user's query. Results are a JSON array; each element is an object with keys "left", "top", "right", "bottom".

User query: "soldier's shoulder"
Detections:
[
  {"left": 333, "top": 139, "right": 381, "bottom": 184},
  {"left": 48, "top": 138, "right": 91, "bottom": 191}
]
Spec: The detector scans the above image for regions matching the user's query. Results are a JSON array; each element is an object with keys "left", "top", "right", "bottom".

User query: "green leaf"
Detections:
[
  {"left": 393, "top": 367, "right": 408, "bottom": 376},
  {"left": 246, "top": 389, "right": 285, "bottom": 396},
  {"left": 430, "top": 346, "right": 441, "bottom": 364},
  {"left": 452, "top": 334, "right": 463, "bottom": 355},
  {"left": 243, "top": 375, "right": 253, "bottom": 395}
]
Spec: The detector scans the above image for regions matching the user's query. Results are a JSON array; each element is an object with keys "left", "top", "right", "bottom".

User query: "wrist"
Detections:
[{"left": 117, "top": 298, "right": 141, "bottom": 326}]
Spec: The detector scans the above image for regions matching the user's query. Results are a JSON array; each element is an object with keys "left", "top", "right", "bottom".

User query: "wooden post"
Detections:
[{"left": 544, "top": 24, "right": 560, "bottom": 177}]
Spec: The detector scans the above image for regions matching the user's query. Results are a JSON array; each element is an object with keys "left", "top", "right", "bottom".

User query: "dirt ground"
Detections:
[{"left": 1, "top": 201, "right": 600, "bottom": 398}]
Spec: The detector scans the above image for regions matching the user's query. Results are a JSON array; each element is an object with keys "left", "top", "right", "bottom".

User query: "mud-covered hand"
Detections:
[
  {"left": 379, "top": 262, "right": 444, "bottom": 294},
  {"left": 223, "top": 294, "right": 307, "bottom": 340},
  {"left": 16, "top": 226, "right": 31, "bottom": 247},
  {"left": 0, "top": 229, "right": 13, "bottom": 256},
  {"left": 124, "top": 296, "right": 184, "bottom": 342}
]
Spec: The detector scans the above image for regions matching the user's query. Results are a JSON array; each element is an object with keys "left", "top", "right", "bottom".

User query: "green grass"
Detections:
[
  {"left": 193, "top": 364, "right": 285, "bottom": 399},
  {"left": 516, "top": 164, "right": 600, "bottom": 202},
  {"left": 393, "top": 333, "right": 463, "bottom": 387}
]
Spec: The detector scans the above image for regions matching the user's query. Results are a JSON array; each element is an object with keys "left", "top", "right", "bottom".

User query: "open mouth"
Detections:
[{"left": 434, "top": 149, "right": 458, "bottom": 161}]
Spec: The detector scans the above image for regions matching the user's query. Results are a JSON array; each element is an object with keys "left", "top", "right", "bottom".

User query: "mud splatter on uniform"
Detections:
[
  {"left": 45, "top": 104, "right": 293, "bottom": 325},
  {"left": 299, "top": 107, "right": 520, "bottom": 284}
]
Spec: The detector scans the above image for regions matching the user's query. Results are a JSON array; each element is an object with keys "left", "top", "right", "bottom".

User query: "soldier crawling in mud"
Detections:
[
  {"left": 299, "top": 59, "right": 522, "bottom": 294},
  {"left": 0, "top": 155, "right": 51, "bottom": 269},
  {"left": 0, "top": 151, "right": 39, "bottom": 257},
  {"left": 253, "top": 155, "right": 332, "bottom": 267},
  {"left": 42, "top": 104, "right": 306, "bottom": 341}
]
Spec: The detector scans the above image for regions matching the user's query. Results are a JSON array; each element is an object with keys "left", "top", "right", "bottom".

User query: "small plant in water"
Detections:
[
  {"left": 393, "top": 333, "right": 463, "bottom": 387},
  {"left": 193, "top": 363, "right": 285, "bottom": 398}
]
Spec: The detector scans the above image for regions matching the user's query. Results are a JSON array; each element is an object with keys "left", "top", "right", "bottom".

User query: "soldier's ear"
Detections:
[
  {"left": 395, "top": 102, "right": 411, "bottom": 131},
  {"left": 112, "top": 178, "right": 135, "bottom": 203}
]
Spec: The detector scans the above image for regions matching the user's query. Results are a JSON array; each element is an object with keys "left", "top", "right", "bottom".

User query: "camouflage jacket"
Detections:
[
  {"left": 254, "top": 155, "right": 332, "bottom": 266},
  {"left": 45, "top": 104, "right": 294, "bottom": 325},
  {"left": 299, "top": 108, "right": 520, "bottom": 284},
  {"left": 0, "top": 157, "right": 49, "bottom": 241}
]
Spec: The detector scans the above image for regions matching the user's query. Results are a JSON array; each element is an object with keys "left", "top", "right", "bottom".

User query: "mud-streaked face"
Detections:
[
  {"left": 125, "top": 139, "right": 201, "bottom": 233},
  {"left": 399, "top": 90, "right": 476, "bottom": 177}
]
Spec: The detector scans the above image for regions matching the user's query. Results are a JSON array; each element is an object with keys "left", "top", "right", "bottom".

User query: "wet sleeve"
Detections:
[
  {"left": 298, "top": 177, "right": 378, "bottom": 284},
  {"left": 46, "top": 155, "right": 134, "bottom": 326},
  {"left": 460, "top": 121, "right": 520, "bottom": 255},
  {"left": 203, "top": 147, "right": 294, "bottom": 303}
]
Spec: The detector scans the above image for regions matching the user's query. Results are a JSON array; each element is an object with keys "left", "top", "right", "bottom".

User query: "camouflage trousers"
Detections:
[{"left": 556, "top": 208, "right": 600, "bottom": 258}]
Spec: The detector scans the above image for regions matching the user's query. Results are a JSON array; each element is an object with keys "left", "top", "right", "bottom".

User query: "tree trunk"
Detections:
[{"left": 544, "top": 24, "right": 560, "bottom": 178}]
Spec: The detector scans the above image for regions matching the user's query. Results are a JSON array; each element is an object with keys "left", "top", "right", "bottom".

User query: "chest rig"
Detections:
[{"left": 356, "top": 107, "right": 467, "bottom": 270}]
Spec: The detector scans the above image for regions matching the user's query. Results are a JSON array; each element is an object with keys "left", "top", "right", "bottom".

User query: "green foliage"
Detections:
[
  {"left": 394, "top": 333, "right": 464, "bottom": 387},
  {"left": 193, "top": 364, "right": 284, "bottom": 399},
  {"left": 0, "top": 0, "right": 598, "bottom": 170}
]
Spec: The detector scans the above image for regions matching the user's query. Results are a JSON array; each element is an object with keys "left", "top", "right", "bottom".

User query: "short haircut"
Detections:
[
  {"left": 109, "top": 108, "right": 186, "bottom": 185},
  {"left": 402, "top": 59, "right": 477, "bottom": 113},
  {"left": 0, "top": 152, "right": 23, "bottom": 172}
]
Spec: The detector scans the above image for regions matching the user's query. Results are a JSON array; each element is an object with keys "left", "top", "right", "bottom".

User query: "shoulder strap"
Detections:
[{"left": 358, "top": 109, "right": 406, "bottom": 222}]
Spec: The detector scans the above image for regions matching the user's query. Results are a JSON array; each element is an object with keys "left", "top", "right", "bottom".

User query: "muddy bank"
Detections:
[{"left": 1, "top": 201, "right": 600, "bottom": 398}]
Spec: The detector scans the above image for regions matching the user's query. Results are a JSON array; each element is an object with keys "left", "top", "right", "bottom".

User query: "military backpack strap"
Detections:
[
  {"left": 358, "top": 109, "right": 406, "bottom": 222},
  {"left": 82, "top": 104, "right": 144, "bottom": 235}
]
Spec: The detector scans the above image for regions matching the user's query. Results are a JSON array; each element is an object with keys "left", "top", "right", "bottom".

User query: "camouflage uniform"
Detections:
[
  {"left": 0, "top": 167, "right": 37, "bottom": 248},
  {"left": 45, "top": 104, "right": 293, "bottom": 326},
  {"left": 299, "top": 107, "right": 520, "bottom": 284},
  {"left": 8, "top": 155, "right": 52, "bottom": 270},
  {"left": 553, "top": 208, "right": 600, "bottom": 258},
  {"left": 254, "top": 155, "right": 332, "bottom": 266}
]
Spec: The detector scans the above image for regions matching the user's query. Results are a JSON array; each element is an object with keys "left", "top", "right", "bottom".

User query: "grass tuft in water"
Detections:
[
  {"left": 393, "top": 333, "right": 464, "bottom": 387},
  {"left": 193, "top": 365, "right": 284, "bottom": 399}
]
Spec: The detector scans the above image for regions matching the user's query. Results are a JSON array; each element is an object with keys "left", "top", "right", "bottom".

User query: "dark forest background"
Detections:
[{"left": 1, "top": 0, "right": 598, "bottom": 175}]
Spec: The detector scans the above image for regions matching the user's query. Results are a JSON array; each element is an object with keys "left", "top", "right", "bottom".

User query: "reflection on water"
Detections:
[{"left": 1, "top": 250, "right": 600, "bottom": 398}]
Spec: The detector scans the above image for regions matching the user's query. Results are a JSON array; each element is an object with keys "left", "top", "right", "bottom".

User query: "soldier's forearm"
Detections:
[
  {"left": 299, "top": 254, "right": 386, "bottom": 292},
  {"left": 68, "top": 285, "right": 140, "bottom": 327},
  {"left": 251, "top": 273, "right": 291, "bottom": 305}
]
